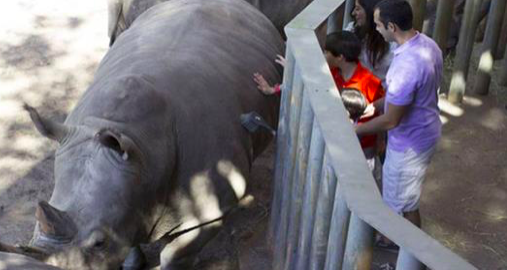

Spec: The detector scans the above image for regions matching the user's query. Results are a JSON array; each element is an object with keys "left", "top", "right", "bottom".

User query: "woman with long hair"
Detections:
[{"left": 347, "top": 0, "right": 395, "bottom": 87}]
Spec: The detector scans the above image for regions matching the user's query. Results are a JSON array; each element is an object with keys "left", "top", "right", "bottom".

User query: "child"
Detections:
[
  {"left": 254, "top": 31, "right": 384, "bottom": 175},
  {"left": 341, "top": 88, "right": 368, "bottom": 124}
]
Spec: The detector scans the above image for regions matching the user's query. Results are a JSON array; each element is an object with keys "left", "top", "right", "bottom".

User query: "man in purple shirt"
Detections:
[{"left": 356, "top": 0, "right": 443, "bottom": 234}]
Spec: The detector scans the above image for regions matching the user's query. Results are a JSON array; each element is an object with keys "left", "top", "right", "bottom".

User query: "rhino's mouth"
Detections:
[{"left": 31, "top": 228, "right": 73, "bottom": 252}]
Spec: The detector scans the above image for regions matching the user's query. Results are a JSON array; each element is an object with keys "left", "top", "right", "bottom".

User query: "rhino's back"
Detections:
[
  {"left": 72, "top": 0, "right": 283, "bottom": 135},
  {"left": 68, "top": 0, "right": 284, "bottom": 211}
]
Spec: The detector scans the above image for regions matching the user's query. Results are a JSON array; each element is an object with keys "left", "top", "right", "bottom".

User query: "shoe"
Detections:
[
  {"left": 375, "top": 239, "right": 400, "bottom": 253},
  {"left": 379, "top": 262, "right": 395, "bottom": 270}
]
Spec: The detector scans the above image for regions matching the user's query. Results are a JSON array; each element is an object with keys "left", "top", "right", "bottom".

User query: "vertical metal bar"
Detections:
[
  {"left": 501, "top": 47, "right": 507, "bottom": 86},
  {"left": 474, "top": 0, "right": 506, "bottom": 95},
  {"left": 308, "top": 150, "right": 338, "bottom": 270},
  {"left": 495, "top": 3, "right": 507, "bottom": 59},
  {"left": 433, "top": 0, "right": 456, "bottom": 53},
  {"left": 343, "top": 0, "right": 355, "bottom": 29},
  {"left": 323, "top": 182, "right": 351, "bottom": 270},
  {"left": 294, "top": 121, "right": 325, "bottom": 270},
  {"left": 342, "top": 213, "right": 373, "bottom": 270},
  {"left": 396, "top": 248, "right": 425, "bottom": 270},
  {"left": 270, "top": 43, "right": 296, "bottom": 243},
  {"left": 409, "top": 0, "right": 427, "bottom": 32},
  {"left": 273, "top": 64, "right": 305, "bottom": 270},
  {"left": 284, "top": 89, "right": 314, "bottom": 270},
  {"left": 448, "top": 0, "right": 484, "bottom": 103}
]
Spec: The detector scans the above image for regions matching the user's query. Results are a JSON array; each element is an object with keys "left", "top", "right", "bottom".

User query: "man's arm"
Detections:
[
  {"left": 372, "top": 97, "right": 385, "bottom": 114},
  {"left": 356, "top": 102, "right": 409, "bottom": 136}
]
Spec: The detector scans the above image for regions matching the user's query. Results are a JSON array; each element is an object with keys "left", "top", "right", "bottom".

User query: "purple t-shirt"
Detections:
[{"left": 385, "top": 33, "right": 443, "bottom": 153}]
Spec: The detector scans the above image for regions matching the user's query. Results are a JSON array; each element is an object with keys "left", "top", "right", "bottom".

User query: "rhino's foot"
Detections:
[{"left": 122, "top": 246, "right": 146, "bottom": 270}]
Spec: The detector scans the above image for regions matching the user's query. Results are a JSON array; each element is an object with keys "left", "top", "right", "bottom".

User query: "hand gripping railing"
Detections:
[{"left": 269, "top": 0, "right": 478, "bottom": 269}]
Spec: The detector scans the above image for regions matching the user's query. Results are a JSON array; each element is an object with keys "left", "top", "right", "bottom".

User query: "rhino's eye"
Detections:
[
  {"left": 92, "top": 238, "right": 107, "bottom": 250},
  {"left": 85, "top": 230, "right": 108, "bottom": 251}
]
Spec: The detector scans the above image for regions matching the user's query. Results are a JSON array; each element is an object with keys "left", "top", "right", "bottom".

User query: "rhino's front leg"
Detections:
[{"left": 160, "top": 224, "right": 221, "bottom": 270}]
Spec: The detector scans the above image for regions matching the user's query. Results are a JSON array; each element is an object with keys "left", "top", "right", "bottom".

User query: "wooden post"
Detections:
[
  {"left": 433, "top": 0, "right": 456, "bottom": 53},
  {"left": 409, "top": 0, "right": 427, "bottom": 32},
  {"left": 495, "top": 3, "right": 507, "bottom": 59},
  {"left": 474, "top": 0, "right": 506, "bottom": 95},
  {"left": 396, "top": 248, "right": 425, "bottom": 270},
  {"left": 273, "top": 64, "right": 305, "bottom": 270},
  {"left": 308, "top": 151, "right": 338, "bottom": 270},
  {"left": 323, "top": 183, "right": 351, "bottom": 270},
  {"left": 270, "top": 43, "right": 296, "bottom": 244},
  {"left": 342, "top": 214, "right": 373, "bottom": 270},
  {"left": 448, "top": 0, "right": 484, "bottom": 103},
  {"left": 284, "top": 90, "right": 314, "bottom": 270},
  {"left": 294, "top": 121, "right": 325, "bottom": 270}
]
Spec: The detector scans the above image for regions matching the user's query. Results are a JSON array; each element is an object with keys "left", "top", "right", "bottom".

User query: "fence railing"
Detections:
[{"left": 269, "top": 0, "right": 478, "bottom": 269}]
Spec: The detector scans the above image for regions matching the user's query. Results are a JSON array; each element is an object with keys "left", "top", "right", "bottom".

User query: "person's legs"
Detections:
[
  {"left": 378, "top": 146, "right": 436, "bottom": 246},
  {"left": 403, "top": 209, "right": 421, "bottom": 228}
]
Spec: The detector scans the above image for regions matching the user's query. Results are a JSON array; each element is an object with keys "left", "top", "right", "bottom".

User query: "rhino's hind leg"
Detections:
[
  {"left": 122, "top": 246, "right": 147, "bottom": 270},
  {"left": 160, "top": 224, "right": 221, "bottom": 270}
]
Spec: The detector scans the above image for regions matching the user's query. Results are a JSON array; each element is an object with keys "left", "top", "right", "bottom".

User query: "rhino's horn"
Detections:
[
  {"left": 36, "top": 201, "right": 77, "bottom": 240},
  {"left": 24, "top": 104, "right": 70, "bottom": 143}
]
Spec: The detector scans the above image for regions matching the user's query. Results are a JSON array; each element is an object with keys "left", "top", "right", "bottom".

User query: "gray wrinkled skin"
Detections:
[
  {"left": 29, "top": 0, "right": 284, "bottom": 269},
  {"left": 0, "top": 252, "right": 63, "bottom": 270},
  {"left": 107, "top": 0, "right": 313, "bottom": 44}
]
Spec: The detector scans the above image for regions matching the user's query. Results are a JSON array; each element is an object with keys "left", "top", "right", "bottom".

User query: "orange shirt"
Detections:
[{"left": 331, "top": 62, "right": 385, "bottom": 149}]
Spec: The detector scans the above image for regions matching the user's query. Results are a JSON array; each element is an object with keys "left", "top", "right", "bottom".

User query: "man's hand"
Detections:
[{"left": 253, "top": 73, "right": 276, "bottom": 95}]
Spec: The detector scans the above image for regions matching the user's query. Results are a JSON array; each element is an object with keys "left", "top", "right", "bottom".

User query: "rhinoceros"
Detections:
[
  {"left": 107, "top": 0, "right": 313, "bottom": 45},
  {"left": 24, "top": 0, "right": 284, "bottom": 268}
]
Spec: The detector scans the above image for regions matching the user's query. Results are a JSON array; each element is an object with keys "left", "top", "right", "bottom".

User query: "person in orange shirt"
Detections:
[
  {"left": 326, "top": 31, "right": 385, "bottom": 179},
  {"left": 254, "top": 30, "right": 385, "bottom": 179}
]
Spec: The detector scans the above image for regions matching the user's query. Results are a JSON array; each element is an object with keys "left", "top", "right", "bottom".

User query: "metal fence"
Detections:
[{"left": 269, "top": 0, "right": 478, "bottom": 269}]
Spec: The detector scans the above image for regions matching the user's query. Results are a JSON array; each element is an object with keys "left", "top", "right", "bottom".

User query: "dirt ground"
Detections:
[{"left": 0, "top": 0, "right": 506, "bottom": 269}]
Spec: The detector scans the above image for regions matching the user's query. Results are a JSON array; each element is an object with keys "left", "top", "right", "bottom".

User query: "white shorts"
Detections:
[{"left": 382, "top": 146, "right": 436, "bottom": 214}]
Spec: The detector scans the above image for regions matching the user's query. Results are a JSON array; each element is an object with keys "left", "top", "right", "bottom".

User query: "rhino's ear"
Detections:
[
  {"left": 96, "top": 129, "right": 140, "bottom": 161},
  {"left": 36, "top": 201, "right": 77, "bottom": 240},
  {"left": 24, "top": 104, "right": 70, "bottom": 143}
]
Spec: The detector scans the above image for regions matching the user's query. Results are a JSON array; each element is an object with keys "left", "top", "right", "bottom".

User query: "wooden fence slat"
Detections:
[
  {"left": 323, "top": 182, "right": 350, "bottom": 270},
  {"left": 270, "top": 42, "right": 296, "bottom": 242},
  {"left": 273, "top": 65, "right": 305, "bottom": 270},
  {"left": 396, "top": 248, "right": 425, "bottom": 270},
  {"left": 342, "top": 213, "right": 373, "bottom": 270},
  {"left": 474, "top": 0, "right": 507, "bottom": 95},
  {"left": 294, "top": 121, "right": 325, "bottom": 270},
  {"left": 409, "top": 0, "right": 427, "bottom": 32},
  {"left": 283, "top": 90, "right": 314, "bottom": 270},
  {"left": 433, "top": 0, "right": 456, "bottom": 53},
  {"left": 449, "top": 0, "right": 484, "bottom": 103},
  {"left": 308, "top": 150, "right": 337, "bottom": 270}
]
